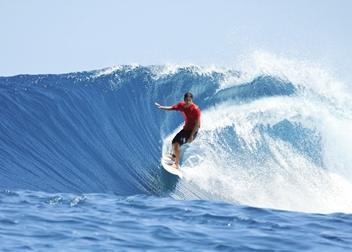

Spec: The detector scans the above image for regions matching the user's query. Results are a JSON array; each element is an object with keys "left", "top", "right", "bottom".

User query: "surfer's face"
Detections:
[{"left": 184, "top": 96, "right": 192, "bottom": 105}]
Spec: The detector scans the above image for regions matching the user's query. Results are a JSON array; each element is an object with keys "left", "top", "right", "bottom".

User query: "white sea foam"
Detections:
[{"left": 163, "top": 52, "right": 352, "bottom": 214}]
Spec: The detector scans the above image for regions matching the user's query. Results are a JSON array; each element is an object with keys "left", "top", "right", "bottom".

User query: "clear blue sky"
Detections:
[{"left": 0, "top": 0, "right": 351, "bottom": 81}]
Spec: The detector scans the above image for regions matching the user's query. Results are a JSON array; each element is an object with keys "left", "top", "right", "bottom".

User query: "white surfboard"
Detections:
[{"left": 161, "top": 155, "right": 183, "bottom": 178}]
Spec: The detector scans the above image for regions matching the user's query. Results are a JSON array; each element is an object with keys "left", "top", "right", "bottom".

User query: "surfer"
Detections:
[{"left": 155, "top": 92, "right": 201, "bottom": 169}]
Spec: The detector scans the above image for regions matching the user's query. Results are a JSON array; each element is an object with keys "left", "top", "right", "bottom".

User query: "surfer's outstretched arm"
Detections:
[{"left": 155, "top": 102, "right": 173, "bottom": 111}]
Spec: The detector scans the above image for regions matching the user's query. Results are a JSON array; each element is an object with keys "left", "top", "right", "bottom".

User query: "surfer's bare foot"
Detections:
[
  {"left": 171, "top": 163, "right": 179, "bottom": 169},
  {"left": 167, "top": 153, "right": 176, "bottom": 161}
]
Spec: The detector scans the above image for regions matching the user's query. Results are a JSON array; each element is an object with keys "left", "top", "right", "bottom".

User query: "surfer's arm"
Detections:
[{"left": 154, "top": 102, "right": 173, "bottom": 111}]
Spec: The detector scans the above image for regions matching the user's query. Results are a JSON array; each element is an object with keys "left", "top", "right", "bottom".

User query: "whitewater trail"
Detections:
[{"left": 1, "top": 52, "right": 352, "bottom": 213}]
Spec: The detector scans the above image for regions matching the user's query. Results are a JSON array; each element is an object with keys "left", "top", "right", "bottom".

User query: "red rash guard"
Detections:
[{"left": 171, "top": 102, "right": 201, "bottom": 130}]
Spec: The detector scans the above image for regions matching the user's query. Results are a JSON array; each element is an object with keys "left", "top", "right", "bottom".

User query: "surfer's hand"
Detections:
[
  {"left": 188, "top": 135, "right": 194, "bottom": 143},
  {"left": 155, "top": 103, "right": 173, "bottom": 111}
]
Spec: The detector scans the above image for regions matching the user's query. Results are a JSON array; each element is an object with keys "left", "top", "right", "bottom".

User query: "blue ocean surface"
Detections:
[
  {"left": 1, "top": 190, "right": 352, "bottom": 251},
  {"left": 1, "top": 59, "right": 352, "bottom": 251}
]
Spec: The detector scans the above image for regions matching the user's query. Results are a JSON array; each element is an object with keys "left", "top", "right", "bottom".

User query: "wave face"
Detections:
[{"left": 1, "top": 53, "right": 352, "bottom": 213}]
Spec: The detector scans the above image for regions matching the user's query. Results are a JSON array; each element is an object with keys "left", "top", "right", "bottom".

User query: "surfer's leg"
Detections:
[
  {"left": 171, "top": 129, "right": 187, "bottom": 168},
  {"left": 172, "top": 142, "right": 180, "bottom": 166}
]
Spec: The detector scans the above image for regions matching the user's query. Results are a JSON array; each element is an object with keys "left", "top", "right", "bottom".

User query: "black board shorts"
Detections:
[{"left": 172, "top": 129, "right": 198, "bottom": 146}]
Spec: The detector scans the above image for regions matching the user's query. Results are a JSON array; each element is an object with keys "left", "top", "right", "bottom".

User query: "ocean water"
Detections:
[
  {"left": 1, "top": 190, "right": 352, "bottom": 251},
  {"left": 1, "top": 52, "right": 352, "bottom": 251}
]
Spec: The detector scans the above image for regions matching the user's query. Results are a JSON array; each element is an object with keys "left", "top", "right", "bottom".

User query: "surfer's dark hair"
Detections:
[{"left": 184, "top": 92, "right": 193, "bottom": 100}]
